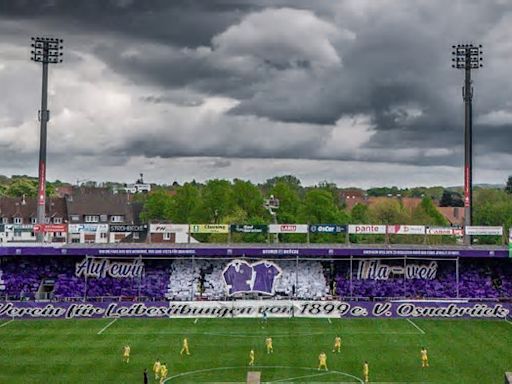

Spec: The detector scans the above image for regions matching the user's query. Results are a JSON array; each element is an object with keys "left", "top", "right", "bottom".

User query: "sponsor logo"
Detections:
[
  {"left": 386, "top": 225, "right": 425, "bottom": 235},
  {"left": 230, "top": 224, "right": 268, "bottom": 233},
  {"left": 426, "top": 227, "right": 463, "bottom": 236},
  {"left": 465, "top": 226, "right": 503, "bottom": 236},
  {"left": 348, "top": 225, "right": 386, "bottom": 234},
  {"left": 75, "top": 258, "right": 144, "bottom": 279},
  {"left": 309, "top": 224, "right": 347, "bottom": 234},
  {"left": 109, "top": 224, "right": 147, "bottom": 233},
  {"left": 190, "top": 224, "right": 229, "bottom": 234},
  {"left": 34, "top": 224, "right": 68, "bottom": 233}
]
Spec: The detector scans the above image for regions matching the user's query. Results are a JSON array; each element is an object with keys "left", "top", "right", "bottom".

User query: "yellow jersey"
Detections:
[
  {"left": 319, "top": 353, "right": 327, "bottom": 363},
  {"left": 334, "top": 337, "right": 341, "bottom": 345},
  {"left": 123, "top": 346, "right": 130, "bottom": 356},
  {"left": 160, "top": 365, "right": 168, "bottom": 377},
  {"left": 421, "top": 349, "right": 428, "bottom": 360},
  {"left": 266, "top": 337, "right": 272, "bottom": 346},
  {"left": 364, "top": 363, "right": 369, "bottom": 375},
  {"left": 153, "top": 361, "right": 161, "bottom": 373}
]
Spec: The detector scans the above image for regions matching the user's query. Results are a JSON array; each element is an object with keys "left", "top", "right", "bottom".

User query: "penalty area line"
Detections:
[
  {"left": 97, "top": 318, "right": 118, "bottom": 335},
  {"left": 406, "top": 318, "right": 425, "bottom": 335},
  {"left": 0, "top": 319, "right": 14, "bottom": 328}
]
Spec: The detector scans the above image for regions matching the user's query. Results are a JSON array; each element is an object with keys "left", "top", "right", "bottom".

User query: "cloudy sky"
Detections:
[{"left": 0, "top": 0, "right": 511, "bottom": 188}]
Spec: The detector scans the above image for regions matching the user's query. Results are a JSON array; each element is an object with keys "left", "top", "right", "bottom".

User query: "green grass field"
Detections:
[{"left": 0, "top": 316, "right": 510, "bottom": 383}]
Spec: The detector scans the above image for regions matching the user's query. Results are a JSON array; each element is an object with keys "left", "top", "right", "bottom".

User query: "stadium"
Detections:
[
  {"left": 3, "top": 1, "right": 512, "bottom": 384},
  {"left": 1, "top": 237, "right": 512, "bottom": 383}
]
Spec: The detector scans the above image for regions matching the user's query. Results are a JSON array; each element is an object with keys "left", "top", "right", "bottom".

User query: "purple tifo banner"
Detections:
[{"left": 0, "top": 300, "right": 510, "bottom": 320}]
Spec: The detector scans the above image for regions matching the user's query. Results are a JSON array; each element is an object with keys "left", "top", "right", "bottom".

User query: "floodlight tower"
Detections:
[
  {"left": 30, "top": 37, "right": 63, "bottom": 241},
  {"left": 451, "top": 44, "right": 483, "bottom": 245}
]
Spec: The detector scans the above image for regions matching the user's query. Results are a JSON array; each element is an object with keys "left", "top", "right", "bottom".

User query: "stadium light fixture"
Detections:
[
  {"left": 30, "top": 36, "right": 64, "bottom": 242},
  {"left": 451, "top": 43, "right": 483, "bottom": 245}
]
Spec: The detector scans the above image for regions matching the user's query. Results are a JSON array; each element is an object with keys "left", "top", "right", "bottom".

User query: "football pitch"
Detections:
[{"left": 0, "top": 316, "right": 511, "bottom": 383}]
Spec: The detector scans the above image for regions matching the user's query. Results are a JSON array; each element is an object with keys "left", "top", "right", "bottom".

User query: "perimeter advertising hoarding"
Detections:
[
  {"left": 33, "top": 224, "right": 68, "bottom": 233},
  {"left": 0, "top": 300, "right": 509, "bottom": 320},
  {"left": 149, "top": 224, "right": 188, "bottom": 233},
  {"left": 68, "top": 224, "right": 108, "bottom": 234},
  {"left": 465, "top": 226, "right": 503, "bottom": 236},
  {"left": 7, "top": 224, "right": 34, "bottom": 232},
  {"left": 109, "top": 224, "right": 148, "bottom": 233},
  {"left": 230, "top": 224, "right": 268, "bottom": 234},
  {"left": 309, "top": 224, "right": 347, "bottom": 234},
  {"left": 268, "top": 224, "right": 309, "bottom": 234},
  {"left": 426, "top": 227, "right": 463, "bottom": 236},
  {"left": 386, "top": 225, "right": 425, "bottom": 235},
  {"left": 348, "top": 225, "right": 387, "bottom": 235},
  {"left": 190, "top": 224, "right": 230, "bottom": 234}
]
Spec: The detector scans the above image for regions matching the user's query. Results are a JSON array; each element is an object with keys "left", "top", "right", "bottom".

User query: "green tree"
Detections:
[
  {"left": 350, "top": 203, "right": 370, "bottom": 223},
  {"left": 202, "top": 179, "right": 236, "bottom": 223},
  {"left": 506, "top": 176, "right": 512, "bottom": 194},
  {"left": 168, "top": 183, "right": 205, "bottom": 224},
  {"left": 232, "top": 179, "right": 265, "bottom": 219},
  {"left": 369, "top": 199, "right": 408, "bottom": 224},
  {"left": 140, "top": 189, "right": 173, "bottom": 222},
  {"left": 5, "top": 179, "right": 38, "bottom": 197}
]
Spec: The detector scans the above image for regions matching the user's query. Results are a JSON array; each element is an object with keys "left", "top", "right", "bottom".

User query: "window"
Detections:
[
  {"left": 100, "top": 215, "right": 108, "bottom": 222},
  {"left": 110, "top": 215, "right": 124, "bottom": 223},
  {"left": 53, "top": 217, "right": 62, "bottom": 224},
  {"left": 44, "top": 217, "right": 50, "bottom": 224},
  {"left": 85, "top": 215, "right": 99, "bottom": 223},
  {"left": 70, "top": 215, "right": 80, "bottom": 222},
  {"left": 100, "top": 232, "right": 107, "bottom": 239},
  {"left": 163, "top": 232, "right": 171, "bottom": 241},
  {"left": 13, "top": 217, "right": 22, "bottom": 224},
  {"left": 31, "top": 217, "right": 37, "bottom": 224},
  {"left": 1, "top": 217, "right": 7, "bottom": 224}
]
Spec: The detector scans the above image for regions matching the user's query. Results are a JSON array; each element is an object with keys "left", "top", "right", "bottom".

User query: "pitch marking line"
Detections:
[
  {"left": 406, "top": 318, "right": 425, "bottom": 334},
  {"left": 97, "top": 318, "right": 118, "bottom": 335},
  {"left": 0, "top": 319, "right": 14, "bottom": 328},
  {"left": 327, "top": 318, "right": 332, "bottom": 324},
  {"left": 193, "top": 318, "right": 199, "bottom": 324},
  {"left": 106, "top": 330, "right": 419, "bottom": 338},
  {"left": 163, "top": 365, "right": 364, "bottom": 383},
  {"left": 505, "top": 319, "right": 512, "bottom": 326},
  {"left": 271, "top": 371, "right": 331, "bottom": 383}
]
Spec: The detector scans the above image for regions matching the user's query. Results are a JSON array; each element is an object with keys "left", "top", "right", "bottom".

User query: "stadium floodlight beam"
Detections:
[
  {"left": 30, "top": 36, "right": 64, "bottom": 242},
  {"left": 451, "top": 43, "right": 483, "bottom": 245}
]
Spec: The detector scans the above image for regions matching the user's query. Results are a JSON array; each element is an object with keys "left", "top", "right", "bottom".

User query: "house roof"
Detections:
[
  {"left": 0, "top": 196, "right": 67, "bottom": 220},
  {"left": 66, "top": 189, "right": 133, "bottom": 221},
  {"left": 437, "top": 206, "right": 465, "bottom": 226}
]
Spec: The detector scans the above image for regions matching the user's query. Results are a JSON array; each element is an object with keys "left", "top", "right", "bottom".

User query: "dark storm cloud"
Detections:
[{"left": 1, "top": 0, "right": 512, "bottom": 177}]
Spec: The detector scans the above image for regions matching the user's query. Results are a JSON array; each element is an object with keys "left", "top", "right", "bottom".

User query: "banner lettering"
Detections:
[
  {"left": 230, "top": 224, "right": 268, "bottom": 234},
  {"left": 465, "top": 226, "right": 503, "bottom": 236},
  {"left": 309, "top": 224, "right": 347, "bottom": 234},
  {"left": 348, "top": 225, "right": 387, "bottom": 235},
  {"left": 190, "top": 224, "right": 229, "bottom": 234},
  {"left": 0, "top": 300, "right": 509, "bottom": 320},
  {"left": 387, "top": 225, "right": 425, "bottom": 235}
]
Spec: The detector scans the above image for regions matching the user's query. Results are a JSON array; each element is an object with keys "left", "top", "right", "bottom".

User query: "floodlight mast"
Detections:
[
  {"left": 30, "top": 37, "right": 64, "bottom": 242},
  {"left": 451, "top": 44, "right": 483, "bottom": 245}
]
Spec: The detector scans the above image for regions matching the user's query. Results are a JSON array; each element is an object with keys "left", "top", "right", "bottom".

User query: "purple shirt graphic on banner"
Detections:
[
  {"left": 252, "top": 261, "right": 281, "bottom": 294},
  {"left": 223, "top": 260, "right": 253, "bottom": 295}
]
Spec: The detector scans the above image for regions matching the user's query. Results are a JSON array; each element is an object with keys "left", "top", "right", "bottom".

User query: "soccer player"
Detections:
[
  {"left": 421, "top": 347, "right": 429, "bottom": 367},
  {"left": 261, "top": 309, "right": 268, "bottom": 328},
  {"left": 180, "top": 337, "right": 190, "bottom": 355},
  {"left": 143, "top": 368, "right": 148, "bottom": 384},
  {"left": 153, "top": 358, "right": 161, "bottom": 380},
  {"left": 318, "top": 352, "right": 328, "bottom": 371},
  {"left": 249, "top": 349, "right": 255, "bottom": 366},
  {"left": 332, "top": 336, "right": 341, "bottom": 353},
  {"left": 363, "top": 361, "right": 369, "bottom": 383},
  {"left": 159, "top": 363, "right": 168, "bottom": 384},
  {"left": 122, "top": 345, "right": 131, "bottom": 363},
  {"left": 265, "top": 337, "right": 273, "bottom": 354}
]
